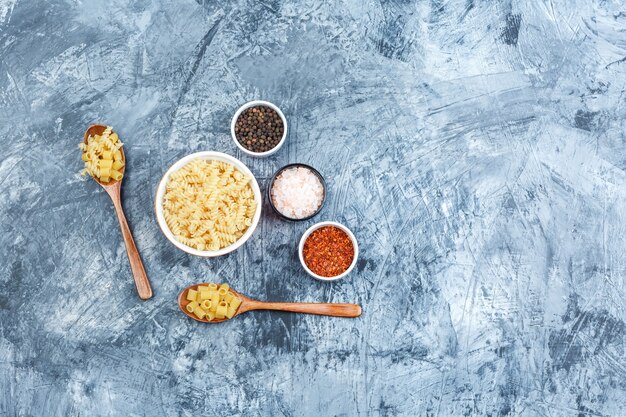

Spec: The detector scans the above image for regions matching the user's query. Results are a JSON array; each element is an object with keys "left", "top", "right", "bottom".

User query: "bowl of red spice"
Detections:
[
  {"left": 299, "top": 221, "right": 358, "bottom": 281},
  {"left": 231, "top": 100, "right": 287, "bottom": 157}
]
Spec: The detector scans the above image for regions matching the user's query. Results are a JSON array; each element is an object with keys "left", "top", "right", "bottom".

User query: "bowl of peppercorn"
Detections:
[{"left": 231, "top": 100, "right": 287, "bottom": 157}]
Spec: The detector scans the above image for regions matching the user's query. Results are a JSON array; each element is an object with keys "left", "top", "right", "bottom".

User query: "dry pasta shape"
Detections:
[
  {"left": 79, "top": 126, "right": 125, "bottom": 182},
  {"left": 182, "top": 283, "right": 243, "bottom": 322},
  {"left": 163, "top": 159, "right": 256, "bottom": 251}
]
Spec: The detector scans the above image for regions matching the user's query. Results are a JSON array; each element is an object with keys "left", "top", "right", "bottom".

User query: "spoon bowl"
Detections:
[
  {"left": 178, "top": 286, "right": 250, "bottom": 323},
  {"left": 178, "top": 283, "right": 362, "bottom": 323},
  {"left": 84, "top": 124, "right": 126, "bottom": 187},
  {"left": 83, "top": 124, "right": 152, "bottom": 300}
]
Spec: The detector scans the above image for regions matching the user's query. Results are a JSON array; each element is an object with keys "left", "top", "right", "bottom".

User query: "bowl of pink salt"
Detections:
[{"left": 268, "top": 163, "right": 326, "bottom": 221}]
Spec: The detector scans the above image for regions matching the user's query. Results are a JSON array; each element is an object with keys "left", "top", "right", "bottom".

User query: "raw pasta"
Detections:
[
  {"left": 79, "top": 126, "right": 124, "bottom": 182},
  {"left": 184, "top": 282, "right": 242, "bottom": 322},
  {"left": 186, "top": 289, "right": 198, "bottom": 301},
  {"left": 163, "top": 158, "right": 257, "bottom": 251},
  {"left": 215, "top": 302, "right": 228, "bottom": 319}
]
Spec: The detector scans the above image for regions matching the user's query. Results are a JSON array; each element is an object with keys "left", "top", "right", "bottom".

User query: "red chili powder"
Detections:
[{"left": 303, "top": 226, "right": 354, "bottom": 277}]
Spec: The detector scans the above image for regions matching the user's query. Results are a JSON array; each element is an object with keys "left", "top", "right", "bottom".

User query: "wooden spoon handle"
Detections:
[
  {"left": 108, "top": 188, "right": 153, "bottom": 300},
  {"left": 244, "top": 301, "right": 361, "bottom": 317}
]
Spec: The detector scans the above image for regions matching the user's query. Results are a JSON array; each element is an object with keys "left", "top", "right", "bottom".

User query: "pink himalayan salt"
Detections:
[{"left": 271, "top": 167, "right": 324, "bottom": 219}]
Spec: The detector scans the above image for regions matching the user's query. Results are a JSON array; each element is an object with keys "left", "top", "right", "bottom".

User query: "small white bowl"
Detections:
[
  {"left": 298, "top": 221, "right": 359, "bottom": 281},
  {"left": 155, "top": 151, "right": 262, "bottom": 257},
  {"left": 231, "top": 100, "right": 287, "bottom": 157}
]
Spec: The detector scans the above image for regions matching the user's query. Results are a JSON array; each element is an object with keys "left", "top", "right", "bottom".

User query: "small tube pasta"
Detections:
[
  {"left": 100, "top": 175, "right": 110, "bottom": 182},
  {"left": 192, "top": 305, "right": 206, "bottom": 319},
  {"left": 100, "top": 167, "right": 111, "bottom": 177},
  {"left": 210, "top": 291, "right": 220, "bottom": 307},
  {"left": 112, "top": 160, "right": 124, "bottom": 170},
  {"left": 186, "top": 289, "right": 198, "bottom": 301},
  {"left": 113, "top": 150, "right": 122, "bottom": 160},
  {"left": 111, "top": 170, "right": 123, "bottom": 181},
  {"left": 224, "top": 292, "right": 234, "bottom": 304},
  {"left": 100, "top": 159, "right": 113, "bottom": 169},
  {"left": 185, "top": 283, "right": 242, "bottom": 322},
  {"left": 229, "top": 297, "right": 242, "bottom": 311},
  {"left": 186, "top": 301, "right": 199, "bottom": 313},
  {"left": 215, "top": 301, "right": 228, "bottom": 319},
  {"left": 101, "top": 150, "right": 112, "bottom": 159}
]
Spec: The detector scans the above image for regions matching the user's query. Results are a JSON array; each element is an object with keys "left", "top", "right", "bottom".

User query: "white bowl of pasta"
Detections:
[{"left": 155, "top": 151, "right": 262, "bottom": 257}]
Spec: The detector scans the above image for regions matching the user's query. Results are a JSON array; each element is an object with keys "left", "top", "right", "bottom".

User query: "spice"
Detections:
[
  {"left": 271, "top": 166, "right": 324, "bottom": 219},
  {"left": 235, "top": 105, "right": 284, "bottom": 153},
  {"left": 303, "top": 226, "right": 354, "bottom": 277}
]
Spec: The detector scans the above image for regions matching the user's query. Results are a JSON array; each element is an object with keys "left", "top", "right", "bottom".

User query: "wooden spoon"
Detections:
[
  {"left": 84, "top": 124, "right": 153, "bottom": 300},
  {"left": 178, "top": 284, "right": 362, "bottom": 323}
]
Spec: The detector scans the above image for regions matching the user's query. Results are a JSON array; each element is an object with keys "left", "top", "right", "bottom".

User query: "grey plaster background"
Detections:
[{"left": 1, "top": 0, "right": 625, "bottom": 416}]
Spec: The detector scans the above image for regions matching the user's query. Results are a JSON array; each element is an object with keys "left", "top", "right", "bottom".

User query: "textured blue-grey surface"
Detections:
[{"left": 1, "top": 0, "right": 626, "bottom": 416}]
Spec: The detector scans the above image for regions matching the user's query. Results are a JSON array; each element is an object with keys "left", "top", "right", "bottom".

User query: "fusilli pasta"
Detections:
[
  {"left": 79, "top": 126, "right": 124, "bottom": 183},
  {"left": 163, "top": 159, "right": 256, "bottom": 251}
]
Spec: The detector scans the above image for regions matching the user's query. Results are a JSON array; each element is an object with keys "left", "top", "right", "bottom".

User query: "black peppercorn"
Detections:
[{"left": 235, "top": 105, "right": 284, "bottom": 153}]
